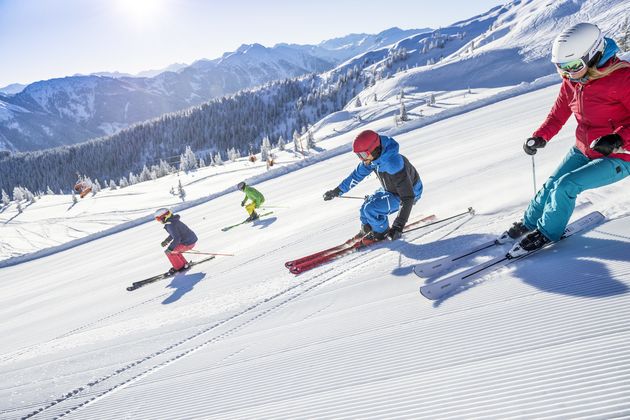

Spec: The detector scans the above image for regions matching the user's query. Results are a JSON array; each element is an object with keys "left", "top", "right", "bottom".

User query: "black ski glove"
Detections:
[
  {"left": 591, "top": 133, "right": 623, "bottom": 156},
  {"left": 523, "top": 137, "right": 546, "bottom": 155},
  {"left": 241, "top": 199, "right": 246, "bottom": 207},
  {"left": 161, "top": 238, "right": 172, "bottom": 247},
  {"left": 323, "top": 187, "right": 341, "bottom": 201},
  {"left": 387, "top": 225, "right": 403, "bottom": 241}
]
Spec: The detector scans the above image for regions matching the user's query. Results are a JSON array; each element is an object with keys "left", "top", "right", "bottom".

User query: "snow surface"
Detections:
[{"left": 1, "top": 79, "right": 630, "bottom": 419}]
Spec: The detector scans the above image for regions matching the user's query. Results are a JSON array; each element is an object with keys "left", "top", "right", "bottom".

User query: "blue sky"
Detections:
[{"left": 0, "top": 0, "right": 504, "bottom": 87}]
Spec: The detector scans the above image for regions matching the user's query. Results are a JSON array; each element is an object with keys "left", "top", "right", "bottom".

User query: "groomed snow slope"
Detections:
[{"left": 1, "top": 83, "right": 630, "bottom": 419}]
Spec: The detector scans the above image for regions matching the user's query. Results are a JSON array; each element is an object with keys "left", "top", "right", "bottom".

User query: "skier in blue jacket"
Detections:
[{"left": 323, "top": 130, "right": 423, "bottom": 241}]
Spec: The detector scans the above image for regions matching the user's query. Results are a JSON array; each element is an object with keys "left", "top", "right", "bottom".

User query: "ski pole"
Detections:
[
  {"left": 531, "top": 155, "right": 537, "bottom": 195},
  {"left": 404, "top": 207, "right": 475, "bottom": 234},
  {"left": 183, "top": 251, "right": 235, "bottom": 257},
  {"left": 339, "top": 195, "right": 368, "bottom": 200}
]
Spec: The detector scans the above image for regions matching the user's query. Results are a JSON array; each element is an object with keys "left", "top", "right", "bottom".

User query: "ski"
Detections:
[
  {"left": 284, "top": 214, "right": 437, "bottom": 270},
  {"left": 419, "top": 211, "right": 605, "bottom": 300},
  {"left": 289, "top": 236, "right": 377, "bottom": 274},
  {"left": 413, "top": 235, "right": 512, "bottom": 278},
  {"left": 126, "top": 256, "right": 216, "bottom": 291},
  {"left": 221, "top": 211, "right": 273, "bottom": 232},
  {"left": 288, "top": 211, "right": 473, "bottom": 275}
]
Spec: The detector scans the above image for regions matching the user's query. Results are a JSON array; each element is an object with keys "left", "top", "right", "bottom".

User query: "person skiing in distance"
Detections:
[
  {"left": 155, "top": 208, "right": 198, "bottom": 275},
  {"left": 237, "top": 182, "right": 265, "bottom": 222},
  {"left": 323, "top": 130, "right": 423, "bottom": 241},
  {"left": 506, "top": 22, "right": 630, "bottom": 256}
]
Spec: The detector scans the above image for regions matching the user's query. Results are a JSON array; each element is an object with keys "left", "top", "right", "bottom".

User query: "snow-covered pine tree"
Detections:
[
  {"left": 177, "top": 180, "right": 186, "bottom": 201},
  {"left": 139, "top": 165, "right": 152, "bottom": 182},
  {"left": 157, "top": 160, "right": 172, "bottom": 177},
  {"left": 354, "top": 96, "right": 362, "bottom": 108},
  {"left": 119, "top": 177, "right": 129, "bottom": 188},
  {"left": 128, "top": 172, "right": 138, "bottom": 185},
  {"left": 46, "top": 186, "right": 54, "bottom": 195},
  {"left": 307, "top": 131, "right": 316, "bottom": 149},
  {"left": 276, "top": 135, "right": 286, "bottom": 151},
  {"left": 399, "top": 102, "right": 409, "bottom": 122},
  {"left": 1, "top": 189, "right": 10, "bottom": 206},
  {"left": 214, "top": 152, "right": 223, "bottom": 165},
  {"left": 12, "top": 186, "right": 24, "bottom": 202},
  {"left": 293, "top": 130, "right": 302, "bottom": 154},
  {"left": 261, "top": 136, "right": 272, "bottom": 161},
  {"left": 109, "top": 180, "right": 117, "bottom": 190}
]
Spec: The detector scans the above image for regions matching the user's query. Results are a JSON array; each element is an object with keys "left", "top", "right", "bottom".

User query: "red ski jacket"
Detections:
[{"left": 533, "top": 59, "right": 630, "bottom": 162}]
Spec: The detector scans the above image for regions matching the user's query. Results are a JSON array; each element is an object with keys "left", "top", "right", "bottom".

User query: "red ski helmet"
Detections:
[{"left": 352, "top": 130, "right": 381, "bottom": 160}]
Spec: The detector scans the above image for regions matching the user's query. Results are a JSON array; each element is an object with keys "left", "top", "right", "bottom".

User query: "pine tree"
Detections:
[
  {"left": 178, "top": 146, "right": 197, "bottom": 172},
  {"left": 261, "top": 136, "right": 272, "bottom": 161},
  {"left": 109, "top": 180, "right": 117, "bottom": 190},
  {"left": 46, "top": 186, "right": 54, "bottom": 195},
  {"left": 293, "top": 130, "right": 302, "bottom": 154},
  {"left": 354, "top": 96, "right": 362, "bottom": 108},
  {"left": 177, "top": 180, "right": 186, "bottom": 201},
  {"left": 1, "top": 189, "right": 10, "bottom": 206},
  {"left": 276, "top": 135, "right": 286, "bottom": 151},
  {"left": 399, "top": 102, "right": 409, "bottom": 122},
  {"left": 307, "top": 131, "right": 316, "bottom": 149},
  {"left": 119, "top": 177, "right": 129, "bottom": 188},
  {"left": 214, "top": 152, "right": 223, "bottom": 165},
  {"left": 12, "top": 186, "right": 24, "bottom": 202}
]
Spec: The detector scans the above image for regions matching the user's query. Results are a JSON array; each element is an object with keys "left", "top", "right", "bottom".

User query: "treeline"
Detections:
[{"left": 0, "top": 69, "right": 366, "bottom": 194}]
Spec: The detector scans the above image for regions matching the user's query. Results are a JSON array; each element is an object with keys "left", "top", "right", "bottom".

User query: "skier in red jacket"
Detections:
[{"left": 506, "top": 23, "right": 630, "bottom": 256}]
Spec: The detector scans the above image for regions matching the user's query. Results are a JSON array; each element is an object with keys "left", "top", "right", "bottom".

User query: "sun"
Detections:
[{"left": 115, "top": 0, "right": 165, "bottom": 26}]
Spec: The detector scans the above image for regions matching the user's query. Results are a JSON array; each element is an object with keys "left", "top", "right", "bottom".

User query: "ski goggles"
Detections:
[
  {"left": 556, "top": 58, "right": 586, "bottom": 73},
  {"left": 355, "top": 151, "right": 372, "bottom": 160}
]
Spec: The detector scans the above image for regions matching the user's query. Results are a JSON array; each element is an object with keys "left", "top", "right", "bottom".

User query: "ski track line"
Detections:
[
  {"left": 0, "top": 214, "right": 360, "bottom": 366},
  {"left": 86, "top": 316, "right": 630, "bottom": 418},
  {"left": 20, "top": 214, "right": 466, "bottom": 418}
]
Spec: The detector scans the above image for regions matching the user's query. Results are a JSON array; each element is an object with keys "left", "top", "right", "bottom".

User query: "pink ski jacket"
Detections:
[{"left": 533, "top": 58, "right": 630, "bottom": 162}]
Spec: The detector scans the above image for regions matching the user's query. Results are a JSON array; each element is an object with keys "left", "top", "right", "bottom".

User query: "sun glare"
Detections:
[{"left": 116, "top": 0, "right": 165, "bottom": 27}]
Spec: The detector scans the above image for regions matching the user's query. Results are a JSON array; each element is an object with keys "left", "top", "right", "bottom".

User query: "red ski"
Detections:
[{"left": 286, "top": 214, "right": 440, "bottom": 275}]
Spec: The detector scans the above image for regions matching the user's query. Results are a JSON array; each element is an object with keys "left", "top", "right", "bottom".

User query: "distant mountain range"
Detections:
[{"left": 0, "top": 27, "right": 428, "bottom": 152}]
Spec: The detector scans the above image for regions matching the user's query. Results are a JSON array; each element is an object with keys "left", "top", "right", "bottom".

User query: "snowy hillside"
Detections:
[
  {"left": 2, "top": 76, "right": 630, "bottom": 418},
  {"left": 0, "top": 28, "right": 426, "bottom": 152}
]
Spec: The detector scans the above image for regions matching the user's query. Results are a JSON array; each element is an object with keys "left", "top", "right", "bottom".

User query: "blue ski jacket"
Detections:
[{"left": 337, "top": 135, "right": 422, "bottom": 228}]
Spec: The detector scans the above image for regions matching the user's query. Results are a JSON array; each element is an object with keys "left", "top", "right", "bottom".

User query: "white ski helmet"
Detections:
[
  {"left": 154, "top": 207, "right": 172, "bottom": 223},
  {"left": 551, "top": 23, "right": 604, "bottom": 71}
]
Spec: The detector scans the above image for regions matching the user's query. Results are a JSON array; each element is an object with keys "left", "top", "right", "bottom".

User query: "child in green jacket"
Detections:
[{"left": 237, "top": 182, "right": 265, "bottom": 221}]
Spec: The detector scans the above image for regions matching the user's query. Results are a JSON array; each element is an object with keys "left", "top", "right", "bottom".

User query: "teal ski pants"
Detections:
[{"left": 523, "top": 147, "right": 630, "bottom": 241}]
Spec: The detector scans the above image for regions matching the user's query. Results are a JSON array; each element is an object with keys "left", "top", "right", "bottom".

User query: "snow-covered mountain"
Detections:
[
  {"left": 0, "top": 83, "right": 26, "bottom": 95},
  {"left": 2, "top": 61, "right": 630, "bottom": 420},
  {"left": 0, "top": 28, "right": 428, "bottom": 152},
  {"left": 2, "top": 0, "right": 630, "bottom": 417}
]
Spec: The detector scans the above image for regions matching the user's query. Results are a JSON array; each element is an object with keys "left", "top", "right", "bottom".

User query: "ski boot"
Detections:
[
  {"left": 353, "top": 223, "right": 372, "bottom": 240},
  {"left": 362, "top": 229, "right": 387, "bottom": 245},
  {"left": 507, "top": 229, "right": 551, "bottom": 258},
  {"left": 496, "top": 221, "right": 532, "bottom": 244},
  {"left": 245, "top": 211, "right": 259, "bottom": 222}
]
